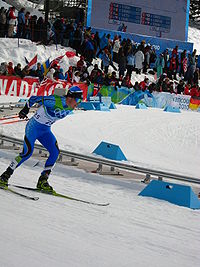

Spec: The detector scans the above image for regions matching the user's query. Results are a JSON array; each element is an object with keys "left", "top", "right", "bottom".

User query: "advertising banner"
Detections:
[
  {"left": 0, "top": 76, "right": 40, "bottom": 97},
  {"left": 0, "top": 76, "right": 88, "bottom": 100},
  {"left": 151, "top": 92, "right": 190, "bottom": 110}
]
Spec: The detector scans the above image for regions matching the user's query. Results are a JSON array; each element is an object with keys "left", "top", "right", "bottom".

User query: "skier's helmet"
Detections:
[{"left": 66, "top": 86, "right": 83, "bottom": 103}]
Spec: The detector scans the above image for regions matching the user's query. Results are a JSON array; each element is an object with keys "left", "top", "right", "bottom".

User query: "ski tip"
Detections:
[
  {"left": 33, "top": 197, "right": 39, "bottom": 201},
  {"left": 97, "top": 202, "right": 110, "bottom": 206}
]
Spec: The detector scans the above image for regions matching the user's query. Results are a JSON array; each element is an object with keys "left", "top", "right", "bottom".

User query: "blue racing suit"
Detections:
[{"left": 10, "top": 95, "right": 73, "bottom": 175}]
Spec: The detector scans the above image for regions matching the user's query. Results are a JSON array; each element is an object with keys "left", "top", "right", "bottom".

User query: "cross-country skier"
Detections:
[{"left": 0, "top": 86, "right": 83, "bottom": 192}]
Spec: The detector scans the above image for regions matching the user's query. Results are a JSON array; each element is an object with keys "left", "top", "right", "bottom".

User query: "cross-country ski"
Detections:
[{"left": 10, "top": 184, "right": 109, "bottom": 206}]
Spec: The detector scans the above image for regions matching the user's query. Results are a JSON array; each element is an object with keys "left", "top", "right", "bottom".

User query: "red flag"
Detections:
[
  {"left": 50, "top": 55, "right": 64, "bottom": 68},
  {"left": 28, "top": 55, "right": 37, "bottom": 70},
  {"left": 65, "top": 51, "right": 76, "bottom": 58}
]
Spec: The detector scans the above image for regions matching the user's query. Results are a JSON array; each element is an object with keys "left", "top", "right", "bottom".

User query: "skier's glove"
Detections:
[{"left": 19, "top": 103, "right": 29, "bottom": 119}]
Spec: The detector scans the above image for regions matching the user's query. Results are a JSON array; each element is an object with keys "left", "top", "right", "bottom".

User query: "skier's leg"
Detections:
[
  {"left": 36, "top": 131, "right": 60, "bottom": 191},
  {"left": 0, "top": 119, "right": 37, "bottom": 186},
  {"left": 38, "top": 131, "right": 60, "bottom": 175}
]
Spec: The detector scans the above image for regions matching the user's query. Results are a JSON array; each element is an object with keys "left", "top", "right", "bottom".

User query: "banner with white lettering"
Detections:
[
  {"left": 170, "top": 93, "right": 191, "bottom": 110},
  {"left": 0, "top": 75, "right": 40, "bottom": 97},
  {"left": 0, "top": 76, "right": 88, "bottom": 100},
  {"left": 152, "top": 92, "right": 191, "bottom": 110}
]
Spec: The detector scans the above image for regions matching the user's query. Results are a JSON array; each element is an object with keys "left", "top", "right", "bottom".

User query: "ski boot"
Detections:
[
  {"left": 36, "top": 172, "right": 53, "bottom": 193},
  {"left": 0, "top": 167, "right": 13, "bottom": 188}
]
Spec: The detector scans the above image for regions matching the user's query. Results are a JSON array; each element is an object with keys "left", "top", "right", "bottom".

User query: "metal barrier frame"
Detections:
[{"left": 0, "top": 134, "right": 199, "bottom": 185}]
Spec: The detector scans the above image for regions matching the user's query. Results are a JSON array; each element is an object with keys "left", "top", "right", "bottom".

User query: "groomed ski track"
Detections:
[{"left": 0, "top": 152, "right": 200, "bottom": 267}]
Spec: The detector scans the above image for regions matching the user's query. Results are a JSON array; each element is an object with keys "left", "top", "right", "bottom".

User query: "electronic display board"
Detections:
[{"left": 87, "top": 0, "right": 190, "bottom": 41}]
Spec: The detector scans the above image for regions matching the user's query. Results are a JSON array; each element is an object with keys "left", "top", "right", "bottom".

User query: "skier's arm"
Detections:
[
  {"left": 19, "top": 96, "right": 55, "bottom": 119},
  {"left": 28, "top": 95, "right": 56, "bottom": 109},
  {"left": 19, "top": 103, "right": 29, "bottom": 119},
  {"left": 19, "top": 96, "right": 42, "bottom": 119},
  {"left": 28, "top": 96, "right": 44, "bottom": 108}
]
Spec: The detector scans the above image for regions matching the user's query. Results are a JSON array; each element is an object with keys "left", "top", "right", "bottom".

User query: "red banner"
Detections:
[
  {"left": 0, "top": 76, "right": 88, "bottom": 100},
  {"left": 0, "top": 75, "right": 40, "bottom": 97},
  {"left": 36, "top": 78, "right": 88, "bottom": 100}
]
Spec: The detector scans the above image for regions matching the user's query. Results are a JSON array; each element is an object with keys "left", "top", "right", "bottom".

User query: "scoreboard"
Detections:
[
  {"left": 88, "top": 0, "right": 190, "bottom": 41},
  {"left": 109, "top": 3, "right": 141, "bottom": 24},
  {"left": 141, "top": 13, "right": 171, "bottom": 31}
]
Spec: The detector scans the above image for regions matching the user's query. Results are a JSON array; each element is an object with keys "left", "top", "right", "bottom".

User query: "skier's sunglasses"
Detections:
[{"left": 75, "top": 98, "right": 82, "bottom": 105}]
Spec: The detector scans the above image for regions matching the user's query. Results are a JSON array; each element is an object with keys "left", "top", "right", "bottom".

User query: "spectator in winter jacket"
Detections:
[
  {"left": 112, "top": 36, "right": 121, "bottom": 63},
  {"left": 190, "top": 84, "right": 199, "bottom": 97},
  {"left": 139, "top": 78, "right": 149, "bottom": 91},
  {"left": 17, "top": 8, "right": 25, "bottom": 38},
  {"left": 21, "top": 65, "right": 30, "bottom": 78},
  {"left": 96, "top": 33, "right": 110, "bottom": 57},
  {"left": 14, "top": 63, "right": 23, "bottom": 78},
  {"left": 53, "top": 18, "right": 64, "bottom": 44},
  {"left": 101, "top": 49, "right": 111, "bottom": 74},
  {"left": 134, "top": 49, "right": 144, "bottom": 74},
  {"left": 185, "top": 50, "right": 197, "bottom": 84},
  {"left": 184, "top": 83, "right": 191, "bottom": 95},
  {"left": 0, "top": 62, "right": 8, "bottom": 75},
  {"left": 143, "top": 44, "right": 151, "bottom": 73},
  {"left": 95, "top": 71, "right": 104, "bottom": 85},
  {"left": 0, "top": 7, "right": 6, "bottom": 37},
  {"left": 90, "top": 64, "right": 102, "bottom": 83},
  {"left": 73, "top": 26, "right": 83, "bottom": 55},
  {"left": 65, "top": 66, "right": 74, "bottom": 85},
  {"left": 109, "top": 71, "right": 120, "bottom": 87},
  {"left": 36, "top": 16, "right": 45, "bottom": 42},
  {"left": 163, "top": 49, "right": 170, "bottom": 73},
  {"left": 79, "top": 66, "right": 90, "bottom": 83},
  {"left": 77, "top": 56, "right": 86, "bottom": 72},
  {"left": 169, "top": 81, "right": 175, "bottom": 94},
  {"left": 24, "top": 12, "right": 31, "bottom": 39},
  {"left": 161, "top": 78, "right": 170, "bottom": 92},
  {"left": 177, "top": 80, "right": 185, "bottom": 94},
  {"left": 193, "top": 68, "right": 199, "bottom": 85},
  {"left": 171, "top": 46, "right": 179, "bottom": 78},
  {"left": 155, "top": 54, "right": 165, "bottom": 78},
  {"left": 121, "top": 74, "right": 133, "bottom": 88},
  {"left": 7, "top": 7, "right": 17, "bottom": 37},
  {"left": 168, "top": 55, "right": 177, "bottom": 80},
  {"left": 133, "top": 81, "right": 140, "bottom": 91},
  {"left": 7, "top": 62, "right": 15, "bottom": 75},
  {"left": 118, "top": 50, "right": 126, "bottom": 78},
  {"left": 94, "top": 31, "right": 100, "bottom": 52},
  {"left": 57, "top": 68, "right": 65, "bottom": 80},
  {"left": 179, "top": 50, "right": 187, "bottom": 78},
  {"left": 148, "top": 82, "right": 157, "bottom": 93},
  {"left": 126, "top": 52, "right": 135, "bottom": 78},
  {"left": 83, "top": 37, "right": 95, "bottom": 64},
  {"left": 137, "top": 40, "right": 146, "bottom": 54},
  {"left": 35, "top": 63, "right": 44, "bottom": 82},
  {"left": 172, "top": 46, "right": 178, "bottom": 57}
]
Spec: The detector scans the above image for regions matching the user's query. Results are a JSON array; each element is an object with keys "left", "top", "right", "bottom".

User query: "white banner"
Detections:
[{"left": 152, "top": 92, "right": 191, "bottom": 110}]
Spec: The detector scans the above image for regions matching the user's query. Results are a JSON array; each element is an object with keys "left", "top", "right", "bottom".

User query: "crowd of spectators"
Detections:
[{"left": 0, "top": 4, "right": 200, "bottom": 97}]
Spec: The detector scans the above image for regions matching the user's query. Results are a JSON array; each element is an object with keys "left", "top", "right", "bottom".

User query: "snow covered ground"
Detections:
[
  {"left": 1, "top": 104, "right": 200, "bottom": 178},
  {"left": 0, "top": 97, "right": 200, "bottom": 267},
  {"left": 0, "top": 152, "right": 199, "bottom": 267}
]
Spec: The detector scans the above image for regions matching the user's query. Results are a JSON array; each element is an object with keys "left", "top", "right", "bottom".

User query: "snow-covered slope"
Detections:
[
  {"left": 1, "top": 104, "right": 200, "bottom": 178},
  {"left": 0, "top": 151, "right": 200, "bottom": 267}
]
